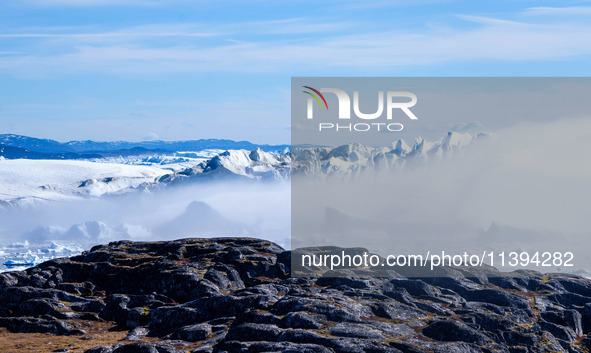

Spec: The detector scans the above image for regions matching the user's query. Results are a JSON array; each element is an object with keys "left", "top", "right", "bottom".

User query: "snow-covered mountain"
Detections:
[
  {"left": 292, "top": 131, "right": 493, "bottom": 178},
  {"left": 0, "top": 132, "right": 490, "bottom": 207},
  {"left": 0, "top": 149, "right": 290, "bottom": 207},
  {"left": 157, "top": 148, "right": 291, "bottom": 184}
]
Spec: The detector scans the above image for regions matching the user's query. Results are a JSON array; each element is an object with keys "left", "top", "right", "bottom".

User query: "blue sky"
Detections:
[{"left": 0, "top": 0, "right": 590, "bottom": 144}]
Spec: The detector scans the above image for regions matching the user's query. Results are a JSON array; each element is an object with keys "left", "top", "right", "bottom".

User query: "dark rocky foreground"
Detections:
[{"left": 1, "top": 238, "right": 591, "bottom": 352}]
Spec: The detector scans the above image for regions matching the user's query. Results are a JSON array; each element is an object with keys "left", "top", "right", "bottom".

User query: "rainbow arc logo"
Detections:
[{"left": 302, "top": 86, "right": 328, "bottom": 110}]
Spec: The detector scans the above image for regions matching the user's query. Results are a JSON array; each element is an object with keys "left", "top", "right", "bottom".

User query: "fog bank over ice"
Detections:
[
  {"left": 292, "top": 117, "right": 591, "bottom": 272},
  {"left": 0, "top": 180, "right": 291, "bottom": 250}
]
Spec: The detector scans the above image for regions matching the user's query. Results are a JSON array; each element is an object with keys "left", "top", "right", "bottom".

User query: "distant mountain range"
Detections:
[
  {"left": 0, "top": 134, "right": 289, "bottom": 159},
  {"left": 291, "top": 131, "right": 493, "bottom": 178},
  {"left": 0, "top": 131, "right": 491, "bottom": 208},
  {"left": 0, "top": 144, "right": 102, "bottom": 160}
]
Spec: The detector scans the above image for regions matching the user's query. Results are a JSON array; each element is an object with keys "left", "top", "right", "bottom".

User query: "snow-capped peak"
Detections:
[
  {"left": 292, "top": 131, "right": 492, "bottom": 178},
  {"left": 157, "top": 149, "right": 290, "bottom": 184}
]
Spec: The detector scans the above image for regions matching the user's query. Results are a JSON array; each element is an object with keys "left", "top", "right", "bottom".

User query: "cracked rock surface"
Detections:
[{"left": 1, "top": 238, "right": 591, "bottom": 352}]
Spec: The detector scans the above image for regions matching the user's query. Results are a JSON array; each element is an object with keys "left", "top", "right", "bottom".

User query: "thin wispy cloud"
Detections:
[
  {"left": 525, "top": 6, "right": 591, "bottom": 15},
  {"left": 18, "top": 0, "right": 167, "bottom": 7},
  {"left": 0, "top": 23, "right": 223, "bottom": 41},
  {"left": 0, "top": 19, "right": 348, "bottom": 44},
  {"left": 0, "top": 32, "right": 218, "bottom": 39},
  {"left": 223, "top": 18, "right": 356, "bottom": 35},
  {"left": 1, "top": 12, "right": 590, "bottom": 77},
  {"left": 454, "top": 14, "right": 545, "bottom": 28},
  {"left": 338, "top": 0, "right": 452, "bottom": 10}
]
